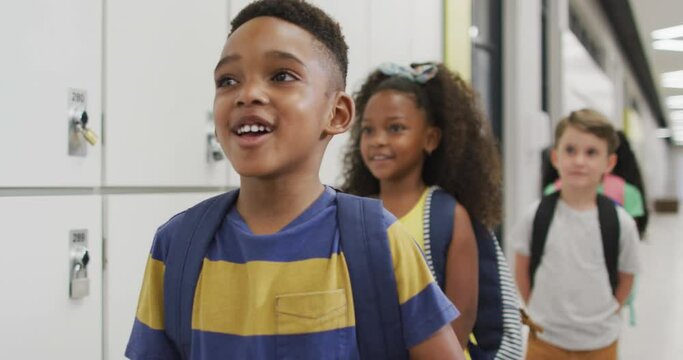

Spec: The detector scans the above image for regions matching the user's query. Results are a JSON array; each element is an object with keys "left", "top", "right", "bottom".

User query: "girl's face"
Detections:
[{"left": 359, "top": 90, "right": 440, "bottom": 183}]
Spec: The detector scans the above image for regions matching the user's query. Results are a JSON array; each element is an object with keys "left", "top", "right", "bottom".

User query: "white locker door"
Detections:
[
  {"left": 0, "top": 1, "right": 102, "bottom": 187},
  {"left": 0, "top": 196, "right": 102, "bottom": 359},
  {"left": 105, "top": 192, "right": 218, "bottom": 360},
  {"left": 105, "top": 0, "right": 235, "bottom": 187}
]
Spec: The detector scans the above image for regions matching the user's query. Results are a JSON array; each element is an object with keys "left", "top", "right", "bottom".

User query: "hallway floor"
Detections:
[{"left": 619, "top": 210, "right": 683, "bottom": 359}]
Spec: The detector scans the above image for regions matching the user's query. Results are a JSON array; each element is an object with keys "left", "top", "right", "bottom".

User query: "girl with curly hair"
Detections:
[{"left": 341, "top": 62, "right": 503, "bottom": 354}]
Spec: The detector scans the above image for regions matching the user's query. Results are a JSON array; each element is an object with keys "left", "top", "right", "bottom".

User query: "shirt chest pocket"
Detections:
[
  {"left": 275, "top": 289, "right": 348, "bottom": 334},
  {"left": 275, "top": 289, "right": 351, "bottom": 359}
]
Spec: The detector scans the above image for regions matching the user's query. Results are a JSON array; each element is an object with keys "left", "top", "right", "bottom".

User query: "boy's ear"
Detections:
[
  {"left": 424, "top": 126, "right": 442, "bottom": 154},
  {"left": 606, "top": 153, "right": 617, "bottom": 173},
  {"left": 550, "top": 148, "right": 559, "bottom": 169},
  {"left": 323, "top": 92, "right": 355, "bottom": 136}
]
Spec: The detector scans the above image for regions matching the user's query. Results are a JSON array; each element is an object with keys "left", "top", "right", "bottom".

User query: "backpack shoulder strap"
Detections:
[
  {"left": 468, "top": 218, "right": 506, "bottom": 357},
  {"left": 164, "top": 190, "right": 239, "bottom": 359},
  {"left": 597, "top": 193, "right": 620, "bottom": 294},
  {"left": 530, "top": 192, "right": 560, "bottom": 289},
  {"left": 427, "top": 187, "right": 455, "bottom": 289},
  {"left": 336, "top": 192, "right": 408, "bottom": 360}
]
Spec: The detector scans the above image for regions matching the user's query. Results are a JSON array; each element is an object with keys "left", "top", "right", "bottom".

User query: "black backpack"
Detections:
[
  {"left": 530, "top": 192, "right": 620, "bottom": 293},
  {"left": 425, "top": 187, "right": 523, "bottom": 360}
]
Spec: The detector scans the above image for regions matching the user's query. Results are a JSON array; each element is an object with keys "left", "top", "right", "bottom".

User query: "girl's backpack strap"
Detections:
[
  {"left": 427, "top": 187, "right": 455, "bottom": 289},
  {"left": 164, "top": 190, "right": 239, "bottom": 359},
  {"left": 336, "top": 192, "right": 408, "bottom": 360}
]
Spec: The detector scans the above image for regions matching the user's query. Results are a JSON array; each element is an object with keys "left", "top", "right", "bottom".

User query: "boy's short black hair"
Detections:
[{"left": 230, "top": 0, "right": 348, "bottom": 90}]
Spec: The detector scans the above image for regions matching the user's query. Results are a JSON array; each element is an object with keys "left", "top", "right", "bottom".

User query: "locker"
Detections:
[
  {"left": 0, "top": 0, "right": 102, "bottom": 187},
  {"left": 0, "top": 196, "right": 102, "bottom": 359},
  {"left": 104, "top": 0, "right": 235, "bottom": 187},
  {"left": 104, "top": 192, "right": 219, "bottom": 360}
]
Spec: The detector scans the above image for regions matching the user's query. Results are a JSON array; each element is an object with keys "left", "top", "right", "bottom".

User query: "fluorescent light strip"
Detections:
[
  {"left": 652, "top": 24, "right": 683, "bottom": 40},
  {"left": 653, "top": 39, "right": 683, "bottom": 52},
  {"left": 668, "top": 96, "right": 683, "bottom": 109},
  {"left": 671, "top": 110, "right": 683, "bottom": 121},
  {"left": 662, "top": 71, "right": 683, "bottom": 89}
]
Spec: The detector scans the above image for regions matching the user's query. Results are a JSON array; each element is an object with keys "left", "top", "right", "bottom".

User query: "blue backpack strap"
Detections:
[
  {"left": 430, "top": 188, "right": 509, "bottom": 359},
  {"left": 469, "top": 220, "right": 504, "bottom": 359},
  {"left": 336, "top": 192, "right": 408, "bottom": 360},
  {"left": 597, "top": 194, "right": 620, "bottom": 294},
  {"left": 428, "top": 188, "right": 455, "bottom": 289},
  {"left": 164, "top": 190, "right": 239, "bottom": 359},
  {"left": 530, "top": 192, "right": 560, "bottom": 290}
]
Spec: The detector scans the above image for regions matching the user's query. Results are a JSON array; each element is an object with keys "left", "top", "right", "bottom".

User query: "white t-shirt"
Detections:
[{"left": 512, "top": 199, "right": 641, "bottom": 350}]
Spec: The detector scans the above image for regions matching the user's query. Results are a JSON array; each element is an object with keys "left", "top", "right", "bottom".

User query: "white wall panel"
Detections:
[
  {"left": 105, "top": 192, "right": 219, "bottom": 360},
  {"left": 410, "top": 0, "right": 444, "bottom": 63},
  {"left": 370, "top": 0, "right": 414, "bottom": 67},
  {"left": 105, "top": 0, "right": 234, "bottom": 187},
  {"left": 0, "top": 0, "right": 102, "bottom": 187},
  {"left": 562, "top": 31, "right": 616, "bottom": 121},
  {"left": 0, "top": 196, "right": 102, "bottom": 359},
  {"left": 503, "top": 0, "right": 547, "bottom": 258}
]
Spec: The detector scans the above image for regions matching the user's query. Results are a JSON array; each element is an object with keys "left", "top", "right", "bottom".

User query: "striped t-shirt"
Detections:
[{"left": 126, "top": 187, "right": 458, "bottom": 359}]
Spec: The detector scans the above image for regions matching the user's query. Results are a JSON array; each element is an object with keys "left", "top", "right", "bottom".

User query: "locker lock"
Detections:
[
  {"left": 206, "top": 111, "right": 224, "bottom": 162},
  {"left": 69, "top": 230, "right": 90, "bottom": 300},
  {"left": 70, "top": 109, "right": 98, "bottom": 146}
]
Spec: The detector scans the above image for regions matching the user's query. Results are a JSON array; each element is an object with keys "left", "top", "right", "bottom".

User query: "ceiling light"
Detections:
[
  {"left": 671, "top": 110, "right": 683, "bottom": 121},
  {"left": 667, "top": 96, "right": 683, "bottom": 109},
  {"left": 653, "top": 40, "right": 683, "bottom": 52},
  {"left": 651, "top": 24, "right": 683, "bottom": 40},
  {"left": 661, "top": 71, "right": 683, "bottom": 89}
]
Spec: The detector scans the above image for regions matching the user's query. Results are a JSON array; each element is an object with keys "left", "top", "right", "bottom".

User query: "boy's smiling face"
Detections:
[
  {"left": 552, "top": 125, "right": 617, "bottom": 192},
  {"left": 213, "top": 16, "right": 350, "bottom": 180}
]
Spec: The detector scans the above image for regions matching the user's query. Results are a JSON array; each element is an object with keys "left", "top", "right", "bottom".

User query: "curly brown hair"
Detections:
[{"left": 340, "top": 63, "right": 503, "bottom": 227}]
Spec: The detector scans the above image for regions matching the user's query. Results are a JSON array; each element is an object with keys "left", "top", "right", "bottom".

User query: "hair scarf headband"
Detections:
[{"left": 377, "top": 62, "right": 438, "bottom": 84}]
